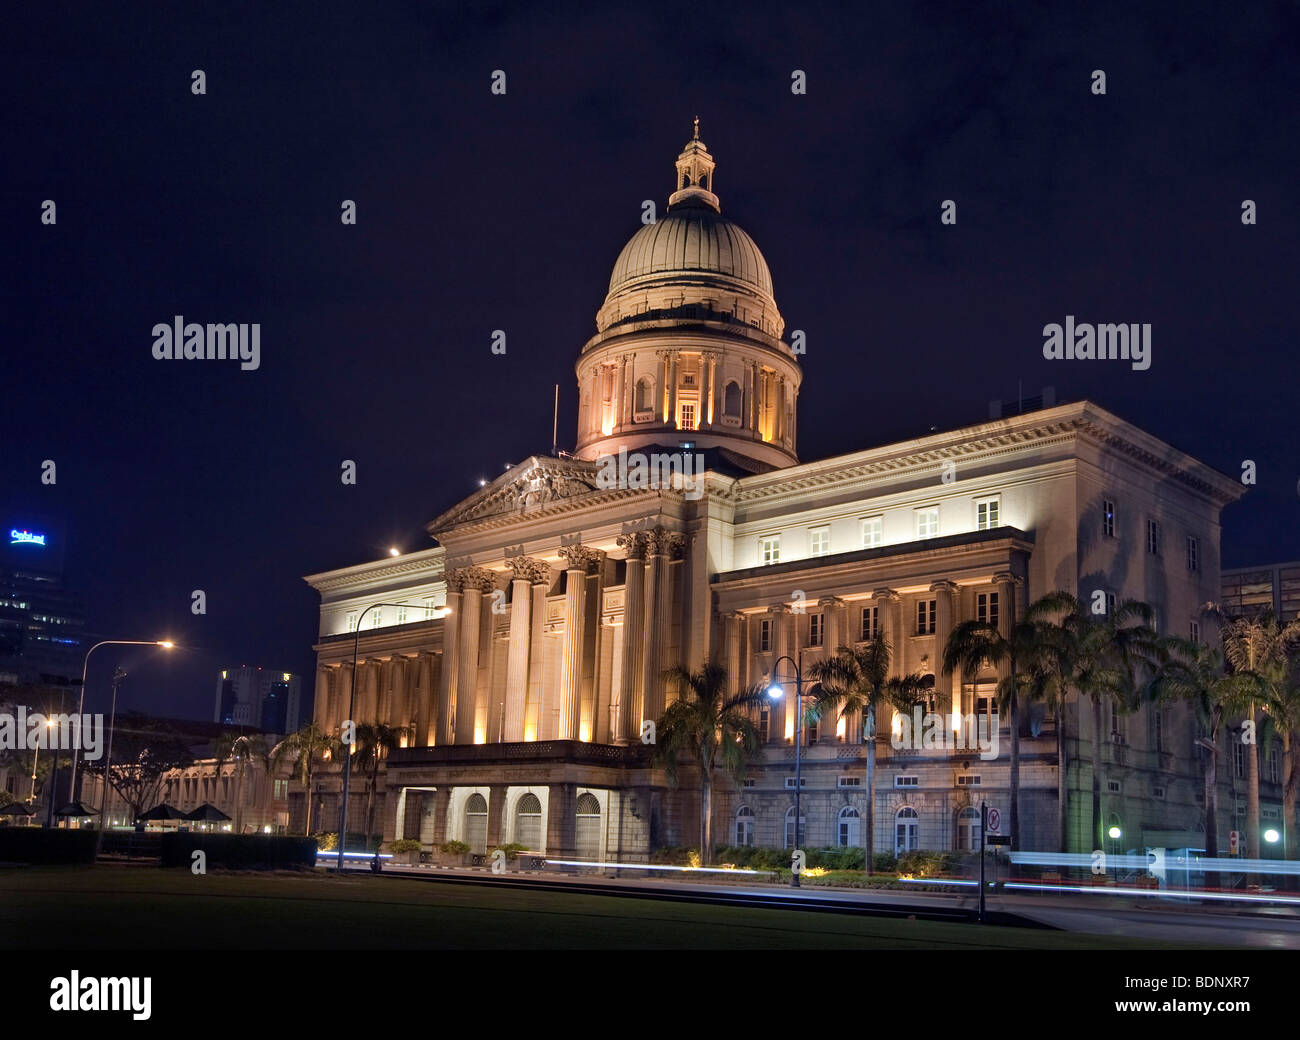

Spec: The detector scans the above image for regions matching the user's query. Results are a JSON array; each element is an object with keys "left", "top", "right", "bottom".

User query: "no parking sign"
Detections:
[{"left": 986, "top": 807, "right": 1001, "bottom": 834}]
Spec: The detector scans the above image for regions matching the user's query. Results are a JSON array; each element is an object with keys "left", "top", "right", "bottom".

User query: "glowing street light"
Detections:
[
  {"left": 1265, "top": 828, "right": 1281, "bottom": 844},
  {"left": 1108, "top": 826, "right": 1122, "bottom": 840}
]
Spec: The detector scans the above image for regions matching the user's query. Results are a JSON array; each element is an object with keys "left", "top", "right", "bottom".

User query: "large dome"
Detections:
[{"left": 606, "top": 201, "right": 774, "bottom": 300}]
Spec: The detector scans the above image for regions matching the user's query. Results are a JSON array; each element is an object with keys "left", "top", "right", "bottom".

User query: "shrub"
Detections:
[
  {"left": 159, "top": 833, "right": 317, "bottom": 870},
  {"left": 440, "top": 840, "right": 470, "bottom": 855},
  {"left": 0, "top": 828, "right": 97, "bottom": 865},
  {"left": 491, "top": 842, "right": 526, "bottom": 860},
  {"left": 389, "top": 839, "right": 422, "bottom": 854}
]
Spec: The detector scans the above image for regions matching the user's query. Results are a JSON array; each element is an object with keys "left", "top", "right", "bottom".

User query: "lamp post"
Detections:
[
  {"left": 336, "top": 601, "right": 448, "bottom": 873},
  {"left": 44, "top": 687, "right": 66, "bottom": 829},
  {"left": 767, "top": 651, "right": 807, "bottom": 888},
  {"left": 69, "top": 640, "right": 175, "bottom": 814},
  {"left": 29, "top": 717, "right": 55, "bottom": 804},
  {"left": 93, "top": 668, "right": 128, "bottom": 857}
]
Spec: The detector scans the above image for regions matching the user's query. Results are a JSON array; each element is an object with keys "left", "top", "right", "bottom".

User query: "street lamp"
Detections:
[
  {"left": 68, "top": 639, "right": 177, "bottom": 818},
  {"left": 336, "top": 602, "right": 449, "bottom": 872},
  {"left": 93, "top": 667, "right": 130, "bottom": 857},
  {"left": 767, "top": 651, "right": 808, "bottom": 888},
  {"left": 28, "top": 717, "right": 55, "bottom": 804}
]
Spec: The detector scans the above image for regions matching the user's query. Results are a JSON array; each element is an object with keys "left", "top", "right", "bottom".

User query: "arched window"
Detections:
[
  {"left": 735, "top": 805, "right": 755, "bottom": 847},
  {"left": 575, "top": 792, "right": 602, "bottom": 861},
  {"left": 837, "top": 806, "right": 861, "bottom": 848},
  {"left": 723, "top": 380, "right": 742, "bottom": 419},
  {"left": 681, "top": 172, "right": 690, "bottom": 189},
  {"left": 895, "top": 806, "right": 919, "bottom": 855},
  {"left": 635, "top": 376, "right": 655, "bottom": 414},
  {"left": 464, "top": 793, "right": 488, "bottom": 855},
  {"left": 514, "top": 793, "right": 542, "bottom": 851},
  {"left": 783, "top": 806, "right": 806, "bottom": 849},
  {"left": 956, "top": 807, "right": 980, "bottom": 851}
]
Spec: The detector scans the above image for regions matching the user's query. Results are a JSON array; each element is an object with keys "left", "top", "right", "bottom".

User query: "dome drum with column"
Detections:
[{"left": 575, "top": 123, "right": 801, "bottom": 471}]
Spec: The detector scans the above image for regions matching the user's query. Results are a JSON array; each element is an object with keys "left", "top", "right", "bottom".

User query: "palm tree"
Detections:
[
  {"left": 942, "top": 591, "right": 1076, "bottom": 851},
  {"left": 656, "top": 663, "right": 768, "bottom": 865},
  {"left": 213, "top": 732, "right": 269, "bottom": 835},
  {"left": 1147, "top": 637, "right": 1256, "bottom": 865},
  {"left": 270, "top": 722, "right": 339, "bottom": 836},
  {"left": 354, "top": 722, "right": 411, "bottom": 850},
  {"left": 1263, "top": 655, "right": 1300, "bottom": 866},
  {"left": 1210, "top": 608, "right": 1300, "bottom": 859},
  {"left": 806, "top": 637, "right": 928, "bottom": 874}
]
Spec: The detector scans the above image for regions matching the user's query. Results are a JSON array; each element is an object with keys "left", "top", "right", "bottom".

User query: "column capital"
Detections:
[
  {"left": 646, "top": 525, "right": 687, "bottom": 559},
  {"left": 507, "top": 556, "right": 552, "bottom": 584},
  {"left": 871, "top": 587, "right": 900, "bottom": 602},
  {"left": 929, "top": 580, "right": 959, "bottom": 595},
  {"left": 992, "top": 571, "right": 1023, "bottom": 587},
  {"left": 449, "top": 566, "right": 497, "bottom": 593},
  {"left": 616, "top": 530, "right": 650, "bottom": 560},
  {"left": 817, "top": 596, "right": 844, "bottom": 609},
  {"left": 767, "top": 603, "right": 791, "bottom": 617},
  {"left": 558, "top": 544, "right": 605, "bottom": 573}
]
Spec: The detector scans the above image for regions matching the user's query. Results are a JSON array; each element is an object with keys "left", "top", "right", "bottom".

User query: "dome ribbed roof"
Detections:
[{"left": 606, "top": 202, "right": 774, "bottom": 299}]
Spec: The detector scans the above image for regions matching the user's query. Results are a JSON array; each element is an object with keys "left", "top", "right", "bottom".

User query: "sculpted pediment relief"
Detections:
[{"left": 433, "top": 456, "right": 603, "bottom": 529}]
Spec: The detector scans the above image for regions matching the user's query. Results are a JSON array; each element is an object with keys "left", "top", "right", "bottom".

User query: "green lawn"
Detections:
[{"left": 0, "top": 866, "right": 1215, "bottom": 950}]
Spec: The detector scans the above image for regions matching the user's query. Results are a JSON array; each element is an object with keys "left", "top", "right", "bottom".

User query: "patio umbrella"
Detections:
[
  {"left": 55, "top": 801, "right": 99, "bottom": 817},
  {"left": 185, "top": 803, "right": 231, "bottom": 830},
  {"left": 0, "top": 803, "right": 35, "bottom": 822},
  {"left": 137, "top": 803, "right": 186, "bottom": 821}
]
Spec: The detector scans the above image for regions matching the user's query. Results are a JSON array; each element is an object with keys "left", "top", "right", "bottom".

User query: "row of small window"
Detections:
[
  {"left": 755, "top": 593, "right": 1000, "bottom": 651},
  {"left": 1102, "top": 499, "right": 1201, "bottom": 571},
  {"left": 774, "top": 775, "right": 974, "bottom": 788},
  {"left": 734, "top": 804, "right": 982, "bottom": 852},
  {"left": 758, "top": 497, "right": 1003, "bottom": 566},
  {"left": 345, "top": 601, "right": 442, "bottom": 632}
]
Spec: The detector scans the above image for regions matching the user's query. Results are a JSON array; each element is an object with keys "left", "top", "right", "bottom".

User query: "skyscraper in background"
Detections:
[
  {"left": 0, "top": 513, "right": 86, "bottom": 685},
  {"left": 214, "top": 665, "right": 300, "bottom": 736}
]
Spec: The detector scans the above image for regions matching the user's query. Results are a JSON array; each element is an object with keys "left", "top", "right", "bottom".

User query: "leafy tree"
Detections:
[
  {"left": 807, "top": 637, "right": 928, "bottom": 873},
  {"left": 213, "top": 732, "right": 270, "bottom": 835},
  {"left": 271, "top": 722, "right": 340, "bottom": 835},
  {"left": 353, "top": 722, "right": 411, "bottom": 849},
  {"left": 942, "top": 591, "right": 1077, "bottom": 850},
  {"left": 656, "top": 663, "right": 768, "bottom": 865},
  {"left": 82, "top": 713, "right": 193, "bottom": 823}
]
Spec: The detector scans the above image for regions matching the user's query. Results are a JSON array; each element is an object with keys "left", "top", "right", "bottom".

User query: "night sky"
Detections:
[{"left": 5, "top": 2, "right": 1297, "bottom": 722}]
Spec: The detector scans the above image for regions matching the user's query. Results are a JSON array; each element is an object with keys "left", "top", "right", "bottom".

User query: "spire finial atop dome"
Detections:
[{"left": 670, "top": 119, "right": 719, "bottom": 212}]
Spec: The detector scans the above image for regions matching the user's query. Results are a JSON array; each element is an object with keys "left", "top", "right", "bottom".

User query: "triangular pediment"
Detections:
[{"left": 429, "top": 455, "right": 603, "bottom": 531}]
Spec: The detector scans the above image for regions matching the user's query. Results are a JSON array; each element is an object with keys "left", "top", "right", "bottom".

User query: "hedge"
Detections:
[
  {"left": 159, "top": 833, "right": 318, "bottom": 870},
  {"left": 0, "top": 827, "right": 98, "bottom": 865}
]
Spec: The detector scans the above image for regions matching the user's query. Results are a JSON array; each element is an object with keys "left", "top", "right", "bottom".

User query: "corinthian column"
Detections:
[
  {"left": 643, "top": 527, "right": 686, "bottom": 723},
  {"left": 557, "top": 545, "right": 603, "bottom": 740},
  {"left": 931, "top": 580, "right": 959, "bottom": 717},
  {"left": 455, "top": 567, "right": 496, "bottom": 744},
  {"left": 504, "top": 557, "right": 549, "bottom": 742},
  {"left": 437, "top": 585, "right": 462, "bottom": 745},
  {"left": 616, "top": 532, "right": 649, "bottom": 742}
]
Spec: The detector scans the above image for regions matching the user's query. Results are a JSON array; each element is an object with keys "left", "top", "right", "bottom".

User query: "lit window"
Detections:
[
  {"left": 424, "top": 598, "right": 436, "bottom": 620},
  {"left": 977, "top": 591, "right": 999, "bottom": 629},
  {"left": 916, "top": 599, "right": 936, "bottom": 635},
  {"left": 860, "top": 605, "right": 879, "bottom": 641},
  {"left": 975, "top": 496, "right": 1000, "bottom": 530},
  {"left": 346, "top": 612, "right": 358, "bottom": 633},
  {"left": 809, "top": 612, "right": 824, "bottom": 647},
  {"left": 396, "top": 606, "right": 408, "bottom": 625},
  {"left": 861, "top": 516, "right": 883, "bottom": 548},
  {"left": 1102, "top": 499, "right": 1115, "bottom": 539},
  {"left": 916, "top": 507, "right": 939, "bottom": 539},
  {"left": 370, "top": 609, "right": 382, "bottom": 628},
  {"left": 759, "top": 535, "right": 780, "bottom": 566},
  {"left": 679, "top": 401, "right": 697, "bottom": 431},
  {"left": 809, "top": 526, "right": 830, "bottom": 557}
]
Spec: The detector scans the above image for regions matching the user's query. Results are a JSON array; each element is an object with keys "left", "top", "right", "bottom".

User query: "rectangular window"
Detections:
[
  {"left": 860, "top": 605, "right": 879, "bottom": 641},
  {"left": 759, "top": 618, "right": 772, "bottom": 653},
  {"left": 1153, "top": 786, "right": 1166, "bottom": 800},
  {"left": 1270, "top": 749, "right": 1280, "bottom": 784},
  {"left": 679, "top": 402, "right": 697, "bottom": 430},
  {"left": 916, "top": 507, "right": 939, "bottom": 539},
  {"left": 1233, "top": 740, "right": 1244, "bottom": 778},
  {"left": 809, "top": 526, "right": 830, "bottom": 558},
  {"left": 1187, "top": 536, "right": 1200, "bottom": 572},
  {"left": 956, "top": 774, "right": 981, "bottom": 787},
  {"left": 975, "top": 496, "right": 1000, "bottom": 531},
  {"left": 1107, "top": 780, "right": 1122, "bottom": 794},
  {"left": 396, "top": 606, "right": 408, "bottom": 625},
  {"left": 759, "top": 535, "right": 780, "bottom": 566},
  {"left": 977, "top": 591, "right": 1000, "bottom": 629},
  {"left": 838, "top": 776, "right": 862, "bottom": 788},
  {"left": 861, "top": 515, "right": 883, "bottom": 549},
  {"left": 758, "top": 707, "right": 770, "bottom": 741},
  {"left": 1190, "top": 620, "right": 1201, "bottom": 643},
  {"left": 1102, "top": 498, "right": 1115, "bottom": 539},
  {"left": 274, "top": 780, "right": 288, "bottom": 800},
  {"left": 371, "top": 609, "right": 383, "bottom": 628},
  {"left": 1153, "top": 708, "right": 1165, "bottom": 752},
  {"left": 346, "top": 611, "right": 358, "bottom": 633},
  {"left": 1146, "top": 518, "right": 1161, "bottom": 556},
  {"left": 809, "top": 612, "right": 824, "bottom": 647},
  {"left": 916, "top": 599, "right": 936, "bottom": 635},
  {"left": 894, "top": 775, "right": 919, "bottom": 787},
  {"left": 424, "top": 598, "right": 436, "bottom": 620},
  {"left": 783, "top": 776, "right": 808, "bottom": 789}
]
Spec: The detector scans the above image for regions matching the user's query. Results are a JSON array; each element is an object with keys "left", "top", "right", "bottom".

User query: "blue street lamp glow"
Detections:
[
  {"left": 767, "top": 684, "right": 783, "bottom": 699},
  {"left": 1265, "top": 828, "right": 1281, "bottom": 844}
]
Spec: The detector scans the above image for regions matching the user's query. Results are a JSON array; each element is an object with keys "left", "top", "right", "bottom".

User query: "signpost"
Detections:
[
  {"left": 1229, "top": 830, "right": 1239, "bottom": 855},
  {"left": 979, "top": 802, "right": 986, "bottom": 922}
]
